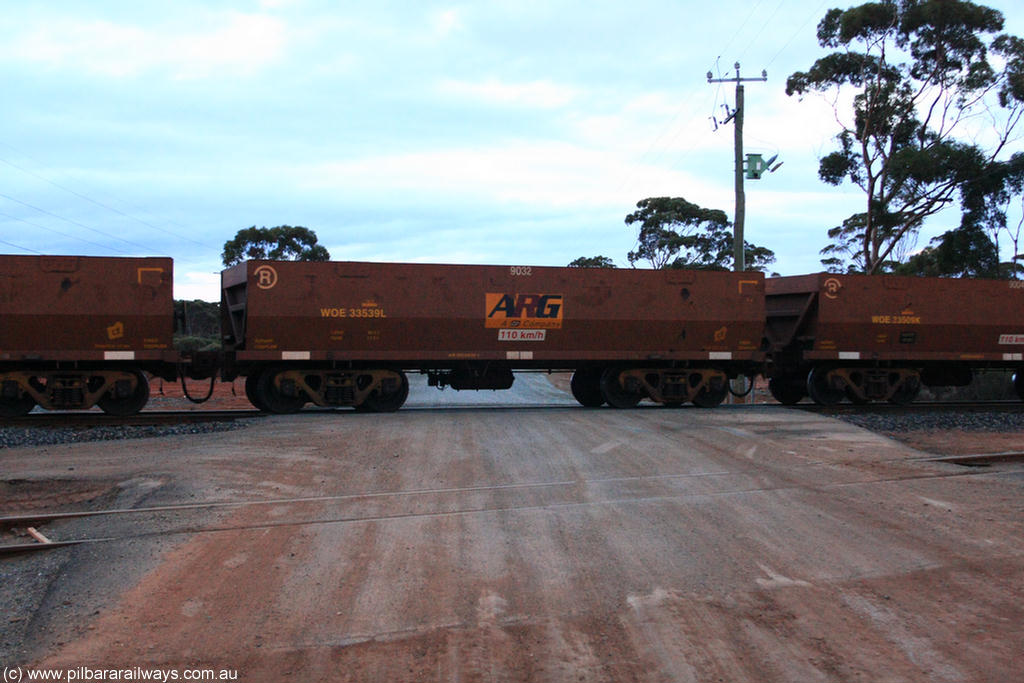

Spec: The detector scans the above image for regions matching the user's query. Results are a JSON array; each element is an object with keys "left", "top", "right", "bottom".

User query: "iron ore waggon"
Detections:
[
  {"left": 764, "top": 272, "right": 1024, "bottom": 404},
  {"left": 220, "top": 260, "right": 766, "bottom": 413},
  {"left": 6, "top": 253, "right": 1021, "bottom": 417},
  {"left": 0, "top": 255, "right": 177, "bottom": 416}
]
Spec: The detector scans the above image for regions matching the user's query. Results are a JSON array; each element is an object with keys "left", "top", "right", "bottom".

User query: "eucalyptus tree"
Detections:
[
  {"left": 625, "top": 196, "right": 775, "bottom": 271},
  {"left": 222, "top": 225, "right": 330, "bottom": 267},
  {"left": 567, "top": 256, "right": 617, "bottom": 268},
  {"left": 786, "top": 0, "right": 1024, "bottom": 274}
]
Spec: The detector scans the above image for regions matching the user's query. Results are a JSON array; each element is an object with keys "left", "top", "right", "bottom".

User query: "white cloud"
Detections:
[
  {"left": 175, "top": 269, "right": 221, "bottom": 302},
  {"left": 301, "top": 140, "right": 728, "bottom": 211},
  {"left": 431, "top": 8, "right": 463, "bottom": 38},
  {"left": 173, "top": 13, "right": 288, "bottom": 79},
  {"left": 438, "top": 78, "right": 578, "bottom": 109},
  {"left": 7, "top": 12, "right": 288, "bottom": 79}
]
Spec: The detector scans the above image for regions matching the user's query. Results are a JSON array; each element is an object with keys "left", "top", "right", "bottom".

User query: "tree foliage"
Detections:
[
  {"left": 787, "top": 0, "right": 1024, "bottom": 275},
  {"left": 895, "top": 224, "right": 1000, "bottom": 276},
  {"left": 959, "top": 151, "right": 1024, "bottom": 276},
  {"left": 624, "top": 197, "right": 775, "bottom": 272},
  {"left": 567, "top": 255, "right": 617, "bottom": 268},
  {"left": 222, "top": 226, "right": 331, "bottom": 267},
  {"left": 173, "top": 299, "right": 220, "bottom": 351}
]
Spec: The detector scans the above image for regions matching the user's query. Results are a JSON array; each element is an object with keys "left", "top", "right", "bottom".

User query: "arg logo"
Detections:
[{"left": 485, "top": 293, "right": 563, "bottom": 329}]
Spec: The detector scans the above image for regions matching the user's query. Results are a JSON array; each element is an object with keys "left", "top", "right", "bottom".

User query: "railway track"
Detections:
[
  {"left": 794, "top": 400, "right": 1023, "bottom": 415},
  {"left": 1, "top": 400, "right": 1020, "bottom": 425},
  {"left": 0, "top": 457, "right": 1009, "bottom": 555}
]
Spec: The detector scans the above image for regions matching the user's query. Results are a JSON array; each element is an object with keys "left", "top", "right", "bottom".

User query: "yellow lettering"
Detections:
[
  {"left": 872, "top": 314, "right": 921, "bottom": 325},
  {"left": 319, "top": 307, "right": 387, "bottom": 318}
]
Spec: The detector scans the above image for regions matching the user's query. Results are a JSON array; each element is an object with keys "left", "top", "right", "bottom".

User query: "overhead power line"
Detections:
[
  {"left": 0, "top": 191, "right": 164, "bottom": 255},
  {"left": 715, "top": 0, "right": 768, "bottom": 66},
  {"left": 0, "top": 210, "right": 126, "bottom": 254},
  {"left": 766, "top": 0, "right": 831, "bottom": 67},
  {"left": 0, "top": 145, "right": 219, "bottom": 251},
  {"left": 0, "top": 238, "right": 43, "bottom": 254},
  {"left": 738, "top": 0, "right": 788, "bottom": 63}
]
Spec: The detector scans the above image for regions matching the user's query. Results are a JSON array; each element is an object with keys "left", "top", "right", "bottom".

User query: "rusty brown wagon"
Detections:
[
  {"left": 220, "top": 260, "right": 766, "bottom": 413},
  {"left": 765, "top": 273, "right": 1024, "bottom": 404},
  {"left": 0, "top": 255, "right": 177, "bottom": 416}
]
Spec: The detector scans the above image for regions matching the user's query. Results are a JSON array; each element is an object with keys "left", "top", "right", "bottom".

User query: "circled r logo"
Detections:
[
  {"left": 823, "top": 277, "right": 842, "bottom": 299},
  {"left": 254, "top": 265, "right": 278, "bottom": 290}
]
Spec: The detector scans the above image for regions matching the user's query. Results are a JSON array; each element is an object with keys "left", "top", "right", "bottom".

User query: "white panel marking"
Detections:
[{"left": 498, "top": 329, "right": 546, "bottom": 341}]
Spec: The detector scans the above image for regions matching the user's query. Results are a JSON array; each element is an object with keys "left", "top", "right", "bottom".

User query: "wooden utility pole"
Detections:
[{"left": 707, "top": 63, "right": 766, "bottom": 272}]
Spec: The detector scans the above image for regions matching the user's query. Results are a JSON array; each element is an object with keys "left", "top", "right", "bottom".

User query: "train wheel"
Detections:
[
  {"left": 692, "top": 378, "right": 728, "bottom": 408},
  {"left": 256, "top": 368, "right": 307, "bottom": 414},
  {"left": 1015, "top": 369, "right": 1024, "bottom": 402},
  {"left": 844, "top": 387, "right": 869, "bottom": 405},
  {"left": 600, "top": 367, "right": 642, "bottom": 409},
  {"left": 570, "top": 368, "right": 605, "bottom": 407},
  {"left": 98, "top": 370, "right": 150, "bottom": 416},
  {"left": 0, "top": 384, "right": 35, "bottom": 417},
  {"left": 768, "top": 376, "right": 806, "bottom": 405},
  {"left": 806, "top": 366, "right": 844, "bottom": 406},
  {"left": 244, "top": 371, "right": 270, "bottom": 412},
  {"left": 888, "top": 374, "right": 921, "bottom": 405},
  {"left": 360, "top": 372, "right": 409, "bottom": 413}
]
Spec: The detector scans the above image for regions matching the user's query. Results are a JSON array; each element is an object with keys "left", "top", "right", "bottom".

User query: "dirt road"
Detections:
[{"left": 3, "top": 376, "right": 1022, "bottom": 681}]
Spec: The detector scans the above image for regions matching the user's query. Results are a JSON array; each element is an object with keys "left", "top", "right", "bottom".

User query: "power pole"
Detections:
[{"left": 707, "top": 62, "right": 767, "bottom": 272}]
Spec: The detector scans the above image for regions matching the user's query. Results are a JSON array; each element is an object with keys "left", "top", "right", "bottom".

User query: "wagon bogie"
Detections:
[
  {"left": 359, "top": 371, "right": 409, "bottom": 413},
  {"left": 0, "top": 367, "right": 151, "bottom": 414},
  {"left": 254, "top": 367, "right": 308, "bottom": 414},
  {"left": 691, "top": 373, "right": 730, "bottom": 408},
  {"left": 251, "top": 366, "right": 410, "bottom": 413},
  {"left": 887, "top": 373, "right": 922, "bottom": 405},
  {"left": 607, "top": 366, "right": 731, "bottom": 408},
  {"left": 600, "top": 366, "right": 643, "bottom": 409},
  {"left": 803, "top": 365, "right": 922, "bottom": 406},
  {"left": 96, "top": 369, "right": 151, "bottom": 416},
  {"left": 806, "top": 366, "right": 845, "bottom": 406},
  {"left": 0, "top": 379, "right": 36, "bottom": 417}
]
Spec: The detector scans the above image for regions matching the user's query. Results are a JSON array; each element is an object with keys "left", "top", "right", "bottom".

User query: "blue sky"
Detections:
[{"left": 1, "top": 0, "right": 1022, "bottom": 300}]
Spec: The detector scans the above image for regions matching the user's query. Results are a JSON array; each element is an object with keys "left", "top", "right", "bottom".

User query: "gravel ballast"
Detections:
[
  {"left": 3, "top": 404, "right": 1021, "bottom": 451},
  {"left": 833, "top": 408, "right": 1024, "bottom": 434},
  {"left": 0, "top": 421, "right": 250, "bottom": 450}
]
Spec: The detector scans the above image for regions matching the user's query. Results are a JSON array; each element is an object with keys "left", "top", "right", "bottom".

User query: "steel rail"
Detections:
[{"left": 1, "top": 464, "right": 1006, "bottom": 555}]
